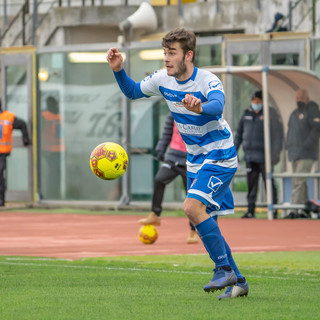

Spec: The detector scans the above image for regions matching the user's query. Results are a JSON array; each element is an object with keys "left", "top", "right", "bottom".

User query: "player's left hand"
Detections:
[{"left": 182, "top": 94, "right": 203, "bottom": 114}]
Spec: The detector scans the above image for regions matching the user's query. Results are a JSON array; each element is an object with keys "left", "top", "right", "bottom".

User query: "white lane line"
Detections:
[{"left": 0, "top": 260, "right": 318, "bottom": 282}]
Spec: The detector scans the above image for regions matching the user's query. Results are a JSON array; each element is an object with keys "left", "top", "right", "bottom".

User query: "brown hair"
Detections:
[{"left": 162, "top": 28, "right": 196, "bottom": 62}]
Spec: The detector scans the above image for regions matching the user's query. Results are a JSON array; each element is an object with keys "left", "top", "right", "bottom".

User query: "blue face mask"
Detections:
[{"left": 251, "top": 103, "right": 262, "bottom": 112}]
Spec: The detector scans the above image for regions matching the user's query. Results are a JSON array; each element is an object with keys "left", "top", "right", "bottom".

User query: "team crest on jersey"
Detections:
[
  {"left": 208, "top": 80, "right": 223, "bottom": 91},
  {"left": 207, "top": 176, "right": 223, "bottom": 192}
]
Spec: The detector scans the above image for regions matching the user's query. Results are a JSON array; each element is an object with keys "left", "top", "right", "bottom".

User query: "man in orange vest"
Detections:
[
  {"left": 0, "top": 100, "right": 30, "bottom": 206},
  {"left": 41, "top": 96, "right": 65, "bottom": 199}
]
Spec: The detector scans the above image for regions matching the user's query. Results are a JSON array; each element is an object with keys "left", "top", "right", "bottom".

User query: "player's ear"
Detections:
[{"left": 185, "top": 50, "right": 193, "bottom": 62}]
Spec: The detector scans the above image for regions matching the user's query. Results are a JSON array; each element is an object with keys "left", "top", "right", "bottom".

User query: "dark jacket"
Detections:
[
  {"left": 13, "top": 117, "right": 30, "bottom": 146},
  {"left": 286, "top": 101, "right": 319, "bottom": 161},
  {"left": 155, "top": 113, "right": 187, "bottom": 167},
  {"left": 234, "top": 106, "right": 284, "bottom": 165}
]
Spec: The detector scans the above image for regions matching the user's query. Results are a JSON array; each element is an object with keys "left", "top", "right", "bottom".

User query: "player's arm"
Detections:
[
  {"left": 182, "top": 91, "right": 224, "bottom": 116},
  {"left": 107, "top": 48, "right": 148, "bottom": 100},
  {"left": 113, "top": 69, "right": 148, "bottom": 100}
]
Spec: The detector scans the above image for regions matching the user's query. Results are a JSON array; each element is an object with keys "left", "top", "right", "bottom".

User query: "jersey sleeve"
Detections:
[
  {"left": 203, "top": 72, "right": 225, "bottom": 98},
  {"left": 139, "top": 70, "right": 164, "bottom": 97},
  {"left": 200, "top": 71, "right": 225, "bottom": 116},
  {"left": 113, "top": 69, "right": 147, "bottom": 99}
]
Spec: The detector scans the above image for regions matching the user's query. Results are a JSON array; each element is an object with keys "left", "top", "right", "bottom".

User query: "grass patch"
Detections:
[
  {"left": 3, "top": 206, "right": 187, "bottom": 217},
  {"left": 3, "top": 206, "right": 269, "bottom": 219},
  {"left": 0, "top": 252, "right": 319, "bottom": 319}
]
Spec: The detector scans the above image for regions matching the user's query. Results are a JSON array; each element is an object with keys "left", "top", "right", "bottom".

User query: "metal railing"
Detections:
[
  {"left": 276, "top": 0, "right": 319, "bottom": 34},
  {"left": 0, "top": 0, "right": 318, "bottom": 48}
]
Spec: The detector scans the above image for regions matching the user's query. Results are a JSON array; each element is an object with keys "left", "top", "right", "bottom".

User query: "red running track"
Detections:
[{"left": 0, "top": 212, "right": 319, "bottom": 260}]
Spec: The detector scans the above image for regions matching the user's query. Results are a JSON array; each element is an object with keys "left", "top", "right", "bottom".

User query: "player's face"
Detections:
[{"left": 163, "top": 43, "right": 189, "bottom": 80}]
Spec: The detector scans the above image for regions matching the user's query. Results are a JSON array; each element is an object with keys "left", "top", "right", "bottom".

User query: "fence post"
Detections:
[
  {"left": 216, "top": 0, "right": 220, "bottom": 13},
  {"left": 32, "top": 0, "right": 38, "bottom": 45},
  {"left": 288, "top": 1, "right": 293, "bottom": 31},
  {"left": 3, "top": 0, "right": 8, "bottom": 25},
  {"left": 312, "top": 0, "right": 316, "bottom": 35},
  {"left": 256, "top": 0, "right": 261, "bottom": 10}
]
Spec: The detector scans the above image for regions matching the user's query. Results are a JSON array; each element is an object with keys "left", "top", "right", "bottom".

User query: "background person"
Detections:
[
  {"left": 285, "top": 89, "right": 320, "bottom": 219},
  {"left": 267, "top": 12, "right": 288, "bottom": 32},
  {"left": 107, "top": 28, "right": 248, "bottom": 299},
  {"left": 0, "top": 100, "right": 30, "bottom": 207},
  {"left": 138, "top": 112, "right": 198, "bottom": 244},
  {"left": 234, "top": 90, "right": 284, "bottom": 219},
  {"left": 41, "top": 96, "right": 65, "bottom": 199}
]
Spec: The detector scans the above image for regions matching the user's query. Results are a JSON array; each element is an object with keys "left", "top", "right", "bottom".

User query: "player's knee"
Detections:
[{"left": 183, "top": 198, "right": 199, "bottom": 221}]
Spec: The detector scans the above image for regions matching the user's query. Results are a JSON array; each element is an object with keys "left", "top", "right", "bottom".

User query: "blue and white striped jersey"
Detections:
[{"left": 140, "top": 67, "right": 238, "bottom": 177}]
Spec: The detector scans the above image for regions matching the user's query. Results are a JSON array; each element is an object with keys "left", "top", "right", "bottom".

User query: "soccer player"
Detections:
[{"left": 106, "top": 28, "right": 248, "bottom": 299}]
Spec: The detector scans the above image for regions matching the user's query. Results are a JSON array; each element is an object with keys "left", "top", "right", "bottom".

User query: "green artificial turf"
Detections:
[{"left": 0, "top": 252, "right": 319, "bottom": 320}]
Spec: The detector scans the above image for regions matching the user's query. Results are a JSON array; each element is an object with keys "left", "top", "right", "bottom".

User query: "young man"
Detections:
[
  {"left": 107, "top": 28, "right": 248, "bottom": 299},
  {"left": 234, "top": 90, "right": 284, "bottom": 219}
]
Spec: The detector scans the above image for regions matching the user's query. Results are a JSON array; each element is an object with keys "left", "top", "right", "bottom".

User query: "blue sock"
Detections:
[
  {"left": 223, "top": 237, "right": 243, "bottom": 280},
  {"left": 195, "top": 217, "right": 229, "bottom": 267}
]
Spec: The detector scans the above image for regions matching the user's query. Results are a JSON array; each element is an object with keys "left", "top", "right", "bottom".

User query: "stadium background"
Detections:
[{"left": 0, "top": 0, "right": 319, "bottom": 215}]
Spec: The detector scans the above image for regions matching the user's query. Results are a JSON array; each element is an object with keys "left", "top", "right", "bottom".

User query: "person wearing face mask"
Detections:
[
  {"left": 285, "top": 89, "right": 320, "bottom": 219},
  {"left": 234, "top": 90, "right": 284, "bottom": 218}
]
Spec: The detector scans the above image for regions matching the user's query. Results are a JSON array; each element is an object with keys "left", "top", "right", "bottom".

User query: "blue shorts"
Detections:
[{"left": 186, "top": 163, "right": 237, "bottom": 217}]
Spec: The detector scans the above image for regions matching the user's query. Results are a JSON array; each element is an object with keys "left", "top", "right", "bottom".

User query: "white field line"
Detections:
[{"left": 0, "top": 260, "right": 319, "bottom": 282}]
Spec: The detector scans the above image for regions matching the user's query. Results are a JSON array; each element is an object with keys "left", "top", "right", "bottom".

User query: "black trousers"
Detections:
[
  {"left": 152, "top": 161, "right": 195, "bottom": 231},
  {"left": 0, "top": 154, "right": 7, "bottom": 205},
  {"left": 246, "top": 161, "right": 278, "bottom": 214}
]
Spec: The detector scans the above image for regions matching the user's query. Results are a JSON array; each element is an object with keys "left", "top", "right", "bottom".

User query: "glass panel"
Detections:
[
  {"left": 195, "top": 44, "right": 222, "bottom": 67},
  {"left": 232, "top": 53, "right": 259, "bottom": 66},
  {"left": 231, "top": 54, "right": 259, "bottom": 129},
  {"left": 38, "top": 52, "right": 122, "bottom": 201},
  {"left": 7, "top": 149, "right": 28, "bottom": 191},
  {"left": 314, "top": 39, "right": 320, "bottom": 77},
  {"left": 5, "top": 64, "right": 29, "bottom": 192},
  {"left": 230, "top": 54, "right": 260, "bottom": 205},
  {"left": 272, "top": 53, "right": 299, "bottom": 66}
]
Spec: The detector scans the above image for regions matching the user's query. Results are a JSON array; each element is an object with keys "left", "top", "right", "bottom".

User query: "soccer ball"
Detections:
[
  {"left": 139, "top": 225, "right": 158, "bottom": 245},
  {"left": 90, "top": 142, "right": 128, "bottom": 180}
]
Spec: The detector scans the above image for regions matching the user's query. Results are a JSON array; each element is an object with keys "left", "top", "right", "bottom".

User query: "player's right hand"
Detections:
[{"left": 106, "top": 48, "right": 123, "bottom": 72}]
